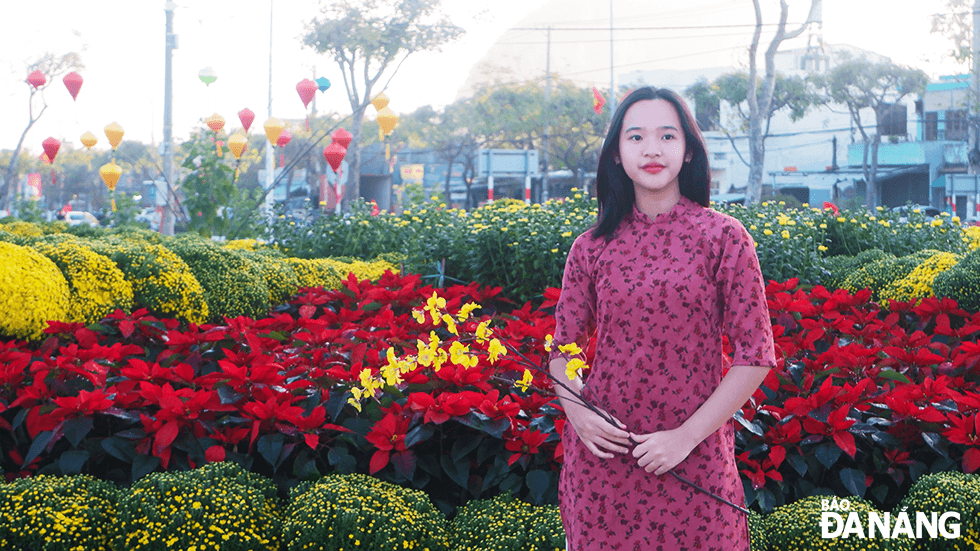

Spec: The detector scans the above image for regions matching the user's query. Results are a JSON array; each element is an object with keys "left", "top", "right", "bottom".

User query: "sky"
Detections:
[{"left": 0, "top": 0, "right": 966, "bottom": 157}]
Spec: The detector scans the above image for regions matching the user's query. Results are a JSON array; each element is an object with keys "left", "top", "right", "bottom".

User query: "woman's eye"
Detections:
[
  {"left": 662, "top": 133, "right": 675, "bottom": 140},
  {"left": 627, "top": 134, "right": 642, "bottom": 141}
]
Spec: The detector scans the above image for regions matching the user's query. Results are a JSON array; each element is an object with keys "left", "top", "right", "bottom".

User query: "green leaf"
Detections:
[
  {"left": 23, "top": 430, "right": 55, "bottom": 467},
  {"left": 840, "top": 468, "right": 866, "bottom": 498},
  {"left": 440, "top": 452, "right": 470, "bottom": 489},
  {"left": 327, "top": 446, "right": 356, "bottom": 474},
  {"left": 59, "top": 449, "right": 89, "bottom": 474},
  {"left": 63, "top": 417, "right": 94, "bottom": 448},
  {"left": 101, "top": 436, "right": 136, "bottom": 462},
  {"left": 132, "top": 454, "right": 160, "bottom": 482},
  {"left": 450, "top": 434, "right": 483, "bottom": 464},
  {"left": 258, "top": 433, "right": 285, "bottom": 470},
  {"left": 526, "top": 470, "right": 551, "bottom": 505},
  {"left": 814, "top": 442, "right": 842, "bottom": 469},
  {"left": 877, "top": 369, "right": 912, "bottom": 384}
]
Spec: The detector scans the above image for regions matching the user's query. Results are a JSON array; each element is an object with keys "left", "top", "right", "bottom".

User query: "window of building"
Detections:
[
  {"left": 924, "top": 112, "right": 938, "bottom": 141},
  {"left": 876, "top": 103, "right": 907, "bottom": 137},
  {"left": 945, "top": 109, "right": 968, "bottom": 141}
]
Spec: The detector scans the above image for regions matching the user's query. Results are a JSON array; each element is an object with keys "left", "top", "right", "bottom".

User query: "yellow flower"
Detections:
[
  {"left": 565, "top": 358, "right": 586, "bottom": 381},
  {"left": 763, "top": 229, "right": 773, "bottom": 236},
  {"left": 412, "top": 309, "right": 425, "bottom": 324},
  {"left": 818, "top": 245, "right": 828, "bottom": 251},
  {"left": 441, "top": 314, "right": 459, "bottom": 336},
  {"left": 516, "top": 369, "right": 534, "bottom": 392},
  {"left": 550, "top": 248, "right": 559, "bottom": 253},
  {"left": 558, "top": 342, "right": 583, "bottom": 356},
  {"left": 449, "top": 342, "right": 478, "bottom": 368},
  {"left": 544, "top": 334, "right": 554, "bottom": 352},
  {"left": 488, "top": 338, "right": 507, "bottom": 363},
  {"left": 456, "top": 302, "right": 481, "bottom": 321},
  {"left": 475, "top": 320, "right": 491, "bottom": 344},
  {"left": 837, "top": 217, "right": 846, "bottom": 222},
  {"left": 780, "top": 230, "right": 790, "bottom": 239}
]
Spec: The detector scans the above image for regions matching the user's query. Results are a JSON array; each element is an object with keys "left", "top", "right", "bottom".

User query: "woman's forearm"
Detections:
[
  {"left": 549, "top": 356, "right": 584, "bottom": 408},
  {"left": 678, "top": 364, "right": 770, "bottom": 446}
]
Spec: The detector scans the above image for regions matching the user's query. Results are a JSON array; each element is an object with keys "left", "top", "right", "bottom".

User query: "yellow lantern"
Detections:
[
  {"left": 104, "top": 122, "right": 124, "bottom": 150},
  {"left": 377, "top": 107, "right": 398, "bottom": 136},
  {"left": 371, "top": 92, "right": 389, "bottom": 111},
  {"left": 80, "top": 131, "right": 98, "bottom": 150},
  {"left": 263, "top": 117, "right": 284, "bottom": 145},
  {"left": 228, "top": 133, "right": 247, "bottom": 160},
  {"left": 205, "top": 113, "right": 225, "bottom": 133},
  {"left": 99, "top": 161, "right": 122, "bottom": 212}
]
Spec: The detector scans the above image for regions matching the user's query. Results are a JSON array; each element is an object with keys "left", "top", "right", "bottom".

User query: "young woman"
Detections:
[{"left": 549, "top": 87, "right": 776, "bottom": 550}]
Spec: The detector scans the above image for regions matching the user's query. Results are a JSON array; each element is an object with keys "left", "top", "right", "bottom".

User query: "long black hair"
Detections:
[{"left": 591, "top": 87, "right": 711, "bottom": 240}]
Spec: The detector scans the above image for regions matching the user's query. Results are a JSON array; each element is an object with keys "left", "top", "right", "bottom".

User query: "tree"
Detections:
[
  {"left": 931, "top": 0, "right": 980, "bottom": 173},
  {"left": 744, "top": 0, "right": 820, "bottom": 204},
  {"left": 2, "top": 52, "right": 84, "bottom": 209},
  {"left": 686, "top": 72, "right": 820, "bottom": 178},
  {"left": 302, "top": 0, "right": 463, "bottom": 212},
  {"left": 814, "top": 57, "right": 929, "bottom": 209}
]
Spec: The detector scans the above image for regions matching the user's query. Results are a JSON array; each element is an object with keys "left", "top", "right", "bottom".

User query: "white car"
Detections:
[{"left": 65, "top": 211, "right": 100, "bottom": 227}]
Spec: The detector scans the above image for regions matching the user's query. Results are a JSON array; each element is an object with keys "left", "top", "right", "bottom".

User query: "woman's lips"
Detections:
[{"left": 642, "top": 163, "right": 665, "bottom": 174}]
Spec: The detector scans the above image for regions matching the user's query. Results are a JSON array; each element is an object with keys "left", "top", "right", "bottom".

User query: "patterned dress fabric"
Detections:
[{"left": 551, "top": 196, "right": 776, "bottom": 550}]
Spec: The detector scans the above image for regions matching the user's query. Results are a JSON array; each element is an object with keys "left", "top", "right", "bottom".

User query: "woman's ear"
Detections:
[
  {"left": 685, "top": 149, "right": 693, "bottom": 163},
  {"left": 614, "top": 154, "right": 621, "bottom": 165}
]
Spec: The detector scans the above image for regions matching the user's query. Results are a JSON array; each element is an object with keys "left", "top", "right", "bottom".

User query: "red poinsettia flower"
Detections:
[
  {"left": 365, "top": 410, "right": 413, "bottom": 474},
  {"left": 505, "top": 428, "right": 548, "bottom": 466}
]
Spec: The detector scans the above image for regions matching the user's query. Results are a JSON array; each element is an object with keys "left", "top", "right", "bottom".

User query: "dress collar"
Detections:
[{"left": 629, "top": 195, "right": 694, "bottom": 226}]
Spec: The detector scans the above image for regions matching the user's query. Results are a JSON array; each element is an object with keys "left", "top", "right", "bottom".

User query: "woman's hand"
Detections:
[
  {"left": 630, "top": 428, "right": 699, "bottom": 475},
  {"left": 564, "top": 402, "right": 632, "bottom": 459}
]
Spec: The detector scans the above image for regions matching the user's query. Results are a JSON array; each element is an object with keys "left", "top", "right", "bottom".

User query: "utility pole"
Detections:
[
  {"left": 263, "top": 0, "right": 275, "bottom": 218},
  {"left": 161, "top": 0, "right": 177, "bottom": 236},
  {"left": 970, "top": 0, "right": 980, "bottom": 176},
  {"left": 541, "top": 27, "right": 551, "bottom": 203},
  {"left": 609, "top": 0, "right": 615, "bottom": 116}
]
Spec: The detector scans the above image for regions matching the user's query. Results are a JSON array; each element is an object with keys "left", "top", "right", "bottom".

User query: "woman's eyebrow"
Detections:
[{"left": 623, "top": 125, "right": 679, "bottom": 133}]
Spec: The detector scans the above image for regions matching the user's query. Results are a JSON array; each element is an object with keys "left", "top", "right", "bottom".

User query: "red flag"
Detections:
[{"left": 592, "top": 87, "right": 606, "bottom": 115}]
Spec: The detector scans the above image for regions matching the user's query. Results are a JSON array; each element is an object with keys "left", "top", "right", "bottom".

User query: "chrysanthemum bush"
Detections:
[
  {"left": 30, "top": 239, "right": 135, "bottom": 325},
  {"left": 761, "top": 495, "right": 914, "bottom": 551},
  {"left": 0, "top": 474, "right": 119, "bottom": 551},
  {"left": 113, "top": 462, "right": 282, "bottom": 551},
  {"left": 0, "top": 242, "right": 69, "bottom": 340},
  {"left": 897, "top": 472, "right": 980, "bottom": 551},
  {"left": 283, "top": 473, "right": 448, "bottom": 551},
  {"left": 449, "top": 493, "right": 564, "bottom": 551}
]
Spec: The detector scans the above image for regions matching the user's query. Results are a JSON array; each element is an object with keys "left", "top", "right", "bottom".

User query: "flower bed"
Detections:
[{"left": 1, "top": 271, "right": 979, "bottom": 521}]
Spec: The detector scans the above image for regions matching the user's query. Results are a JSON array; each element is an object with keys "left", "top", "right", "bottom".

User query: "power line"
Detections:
[{"left": 508, "top": 22, "right": 807, "bottom": 32}]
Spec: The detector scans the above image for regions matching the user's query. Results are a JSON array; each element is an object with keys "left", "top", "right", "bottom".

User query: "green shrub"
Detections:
[
  {"left": 237, "top": 248, "right": 300, "bottom": 307},
  {"left": 0, "top": 474, "right": 119, "bottom": 551},
  {"left": 164, "top": 236, "right": 270, "bottom": 321},
  {"left": 880, "top": 251, "right": 963, "bottom": 303},
  {"left": 30, "top": 239, "right": 135, "bottom": 324},
  {"left": 84, "top": 237, "right": 209, "bottom": 325},
  {"left": 748, "top": 509, "right": 768, "bottom": 551},
  {"left": 0, "top": 242, "right": 69, "bottom": 340},
  {"left": 932, "top": 248, "right": 980, "bottom": 312},
  {"left": 113, "top": 462, "right": 282, "bottom": 551},
  {"left": 764, "top": 495, "right": 913, "bottom": 550},
  {"left": 896, "top": 472, "right": 980, "bottom": 550},
  {"left": 282, "top": 473, "right": 449, "bottom": 551},
  {"left": 449, "top": 493, "right": 564, "bottom": 551},
  {"left": 842, "top": 250, "right": 936, "bottom": 301},
  {"left": 821, "top": 249, "right": 891, "bottom": 290}
]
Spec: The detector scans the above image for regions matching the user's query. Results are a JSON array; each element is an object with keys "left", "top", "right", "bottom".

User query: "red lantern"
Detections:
[
  {"left": 296, "top": 79, "right": 317, "bottom": 108},
  {"left": 323, "top": 143, "right": 346, "bottom": 172},
  {"left": 331, "top": 128, "right": 353, "bottom": 149},
  {"left": 277, "top": 128, "right": 292, "bottom": 149},
  {"left": 27, "top": 70, "right": 46, "bottom": 88},
  {"left": 42, "top": 137, "right": 61, "bottom": 163},
  {"left": 63, "top": 72, "right": 83, "bottom": 100},
  {"left": 238, "top": 108, "right": 255, "bottom": 132}
]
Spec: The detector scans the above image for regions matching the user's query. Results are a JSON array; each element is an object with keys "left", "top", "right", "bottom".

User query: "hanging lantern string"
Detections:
[{"left": 227, "top": 120, "right": 345, "bottom": 240}]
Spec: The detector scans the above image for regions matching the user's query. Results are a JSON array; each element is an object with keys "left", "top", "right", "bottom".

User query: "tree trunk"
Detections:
[{"left": 868, "top": 133, "right": 881, "bottom": 209}]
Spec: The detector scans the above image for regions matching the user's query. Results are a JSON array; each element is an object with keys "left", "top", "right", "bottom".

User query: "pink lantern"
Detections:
[
  {"left": 27, "top": 70, "right": 46, "bottom": 88},
  {"left": 331, "top": 128, "right": 353, "bottom": 149},
  {"left": 238, "top": 108, "right": 255, "bottom": 132},
  {"left": 63, "top": 72, "right": 83, "bottom": 100},
  {"left": 277, "top": 128, "right": 292, "bottom": 149},
  {"left": 42, "top": 137, "right": 61, "bottom": 163},
  {"left": 323, "top": 142, "right": 346, "bottom": 172},
  {"left": 296, "top": 79, "right": 317, "bottom": 108}
]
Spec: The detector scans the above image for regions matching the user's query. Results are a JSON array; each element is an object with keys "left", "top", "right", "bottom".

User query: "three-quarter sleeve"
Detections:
[
  {"left": 716, "top": 221, "right": 776, "bottom": 369},
  {"left": 549, "top": 234, "right": 597, "bottom": 363}
]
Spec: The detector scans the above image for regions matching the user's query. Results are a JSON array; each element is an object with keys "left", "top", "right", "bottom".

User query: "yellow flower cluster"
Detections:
[
  {"left": 965, "top": 226, "right": 980, "bottom": 251},
  {"left": 238, "top": 249, "right": 301, "bottom": 306},
  {"left": 880, "top": 251, "right": 963, "bottom": 303},
  {"left": 286, "top": 257, "right": 397, "bottom": 290},
  {"left": 450, "top": 493, "right": 564, "bottom": 551},
  {"left": 283, "top": 473, "right": 448, "bottom": 551},
  {"left": 166, "top": 237, "right": 271, "bottom": 321},
  {"left": 764, "top": 495, "right": 910, "bottom": 550},
  {"left": 32, "top": 239, "right": 135, "bottom": 324},
  {"left": 897, "top": 471, "right": 980, "bottom": 551},
  {"left": 223, "top": 238, "right": 264, "bottom": 251},
  {"left": 0, "top": 474, "right": 119, "bottom": 551},
  {"left": 0, "top": 219, "right": 45, "bottom": 237},
  {"left": 83, "top": 238, "right": 209, "bottom": 325},
  {"left": 0, "top": 242, "right": 69, "bottom": 340},
  {"left": 114, "top": 462, "right": 282, "bottom": 551}
]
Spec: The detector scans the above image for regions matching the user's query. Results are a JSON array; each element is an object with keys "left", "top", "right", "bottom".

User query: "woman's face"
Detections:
[{"left": 617, "top": 99, "right": 691, "bottom": 199}]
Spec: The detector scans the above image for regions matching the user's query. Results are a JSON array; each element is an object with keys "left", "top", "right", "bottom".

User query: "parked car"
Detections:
[{"left": 65, "top": 211, "right": 100, "bottom": 227}]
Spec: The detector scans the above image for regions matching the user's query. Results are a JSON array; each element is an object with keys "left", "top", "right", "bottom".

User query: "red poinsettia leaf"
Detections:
[
  {"left": 963, "top": 448, "right": 980, "bottom": 474},
  {"left": 205, "top": 445, "right": 225, "bottom": 463},
  {"left": 155, "top": 420, "right": 179, "bottom": 452},
  {"left": 298, "top": 305, "right": 317, "bottom": 319},
  {"left": 833, "top": 431, "right": 857, "bottom": 459},
  {"left": 118, "top": 320, "right": 137, "bottom": 338},
  {"left": 304, "top": 433, "right": 319, "bottom": 450},
  {"left": 369, "top": 450, "right": 389, "bottom": 474},
  {"left": 769, "top": 445, "right": 786, "bottom": 469}
]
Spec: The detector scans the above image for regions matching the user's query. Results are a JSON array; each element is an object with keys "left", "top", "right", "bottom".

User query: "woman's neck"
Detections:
[{"left": 634, "top": 186, "right": 681, "bottom": 218}]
